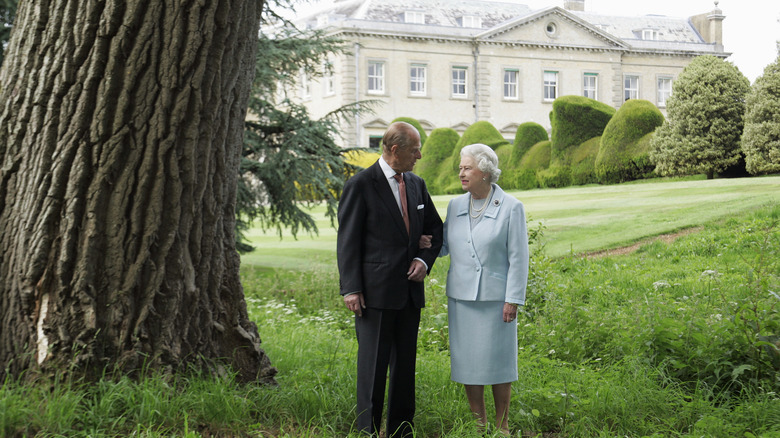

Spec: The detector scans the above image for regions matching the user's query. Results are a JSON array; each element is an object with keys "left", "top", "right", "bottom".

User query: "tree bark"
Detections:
[{"left": 0, "top": 0, "right": 276, "bottom": 384}]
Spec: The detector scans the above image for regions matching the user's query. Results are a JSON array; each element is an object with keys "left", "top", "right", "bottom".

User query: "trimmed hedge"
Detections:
[
  {"left": 391, "top": 117, "right": 428, "bottom": 146},
  {"left": 596, "top": 99, "right": 664, "bottom": 184},
  {"left": 550, "top": 96, "right": 616, "bottom": 164},
  {"left": 512, "top": 122, "right": 549, "bottom": 164},
  {"left": 437, "top": 121, "right": 511, "bottom": 193},
  {"left": 513, "top": 140, "right": 552, "bottom": 190},
  {"left": 415, "top": 127, "right": 460, "bottom": 193},
  {"left": 569, "top": 136, "right": 600, "bottom": 185}
]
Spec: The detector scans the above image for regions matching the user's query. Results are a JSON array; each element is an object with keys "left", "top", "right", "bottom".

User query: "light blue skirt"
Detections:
[{"left": 448, "top": 297, "right": 518, "bottom": 385}]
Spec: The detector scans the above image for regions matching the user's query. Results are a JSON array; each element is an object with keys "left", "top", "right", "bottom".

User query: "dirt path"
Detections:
[{"left": 582, "top": 226, "right": 704, "bottom": 259}]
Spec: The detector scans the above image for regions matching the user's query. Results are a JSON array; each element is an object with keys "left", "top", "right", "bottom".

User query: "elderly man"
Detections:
[{"left": 337, "top": 121, "right": 443, "bottom": 437}]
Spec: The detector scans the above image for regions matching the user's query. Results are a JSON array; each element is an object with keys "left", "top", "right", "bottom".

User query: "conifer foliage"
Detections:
[
  {"left": 742, "top": 56, "right": 780, "bottom": 175},
  {"left": 649, "top": 55, "right": 750, "bottom": 179}
]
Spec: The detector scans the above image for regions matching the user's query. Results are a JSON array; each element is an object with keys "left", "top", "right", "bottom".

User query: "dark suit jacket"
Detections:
[{"left": 337, "top": 160, "right": 443, "bottom": 309}]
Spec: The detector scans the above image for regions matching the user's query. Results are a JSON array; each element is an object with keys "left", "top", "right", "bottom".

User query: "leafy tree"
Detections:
[
  {"left": 742, "top": 56, "right": 780, "bottom": 175},
  {"left": 649, "top": 55, "right": 750, "bottom": 179},
  {"left": 0, "top": 0, "right": 274, "bottom": 382},
  {"left": 237, "top": 23, "right": 373, "bottom": 250},
  {"left": 0, "top": 0, "right": 16, "bottom": 66}
]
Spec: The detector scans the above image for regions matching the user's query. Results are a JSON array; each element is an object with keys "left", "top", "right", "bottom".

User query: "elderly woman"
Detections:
[{"left": 440, "top": 143, "right": 529, "bottom": 435}]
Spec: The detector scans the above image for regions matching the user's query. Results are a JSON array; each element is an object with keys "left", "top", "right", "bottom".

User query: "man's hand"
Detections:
[
  {"left": 418, "top": 234, "right": 432, "bottom": 249},
  {"left": 503, "top": 303, "right": 518, "bottom": 322},
  {"left": 407, "top": 259, "right": 427, "bottom": 282},
  {"left": 344, "top": 293, "right": 366, "bottom": 317}
]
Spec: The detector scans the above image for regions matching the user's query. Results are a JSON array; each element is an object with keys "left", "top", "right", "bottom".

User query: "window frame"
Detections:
[
  {"left": 543, "top": 70, "right": 558, "bottom": 102},
  {"left": 404, "top": 11, "right": 425, "bottom": 24},
  {"left": 503, "top": 68, "right": 519, "bottom": 100},
  {"left": 409, "top": 63, "right": 427, "bottom": 97},
  {"left": 451, "top": 66, "right": 468, "bottom": 98},
  {"left": 657, "top": 76, "right": 673, "bottom": 107},
  {"left": 624, "top": 74, "right": 639, "bottom": 101},
  {"left": 583, "top": 72, "right": 598, "bottom": 100},
  {"left": 323, "top": 60, "right": 335, "bottom": 96},
  {"left": 367, "top": 60, "right": 385, "bottom": 95},
  {"left": 460, "top": 15, "right": 482, "bottom": 28},
  {"left": 300, "top": 69, "right": 312, "bottom": 100}
]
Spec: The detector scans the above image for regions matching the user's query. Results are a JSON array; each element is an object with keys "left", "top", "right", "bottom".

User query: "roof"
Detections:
[{"left": 294, "top": 0, "right": 723, "bottom": 54}]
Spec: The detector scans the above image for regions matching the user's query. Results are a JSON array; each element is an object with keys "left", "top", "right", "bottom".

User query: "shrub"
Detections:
[
  {"left": 596, "top": 99, "right": 664, "bottom": 184},
  {"left": 742, "top": 56, "right": 780, "bottom": 175},
  {"left": 391, "top": 116, "right": 427, "bottom": 146},
  {"left": 344, "top": 149, "right": 380, "bottom": 169},
  {"left": 438, "top": 121, "right": 511, "bottom": 193},
  {"left": 512, "top": 140, "right": 553, "bottom": 190},
  {"left": 649, "top": 55, "right": 750, "bottom": 179},
  {"left": 570, "top": 136, "right": 600, "bottom": 185},
  {"left": 495, "top": 143, "right": 514, "bottom": 188},
  {"left": 536, "top": 165, "right": 572, "bottom": 188},
  {"left": 550, "top": 95, "right": 616, "bottom": 164},
  {"left": 415, "top": 127, "right": 459, "bottom": 193},
  {"left": 512, "top": 122, "right": 549, "bottom": 163}
]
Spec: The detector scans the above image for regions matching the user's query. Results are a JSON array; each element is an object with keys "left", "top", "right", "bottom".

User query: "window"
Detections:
[
  {"left": 300, "top": 70, "right": 311, "bottom": 99},
  {"left": 404, "top": 11, "right": 425, "bottom": 24},
  {"left": 410, "top": 64, "right": 427, "bottom": 96},
  {"left": 323, "top": 60, "right": 335, "bottom": 96},
  {"left": 624, "top": 75, "right": 639, "bottom": 101},
  {"left": 503, "top": 69, "right": 519, "bottom": 100},
  {"left": 368, "top": 61, "right": 385, "bottom": 94},
  {"left": 369, "top": 135, "right": 382, "bottom": 150},
  {"left": 657, "top": 76, "right": 672, "bottom": 107},
  {"left": 451, "top": 67, "right": 467, "bottom": 98},
  {"left": 545, "top": 22, "right": 557, "bottom": 37},
  {"left": 543, "top": 71, "right": 558, "bottom": 101},
  {"left": 460, "top": 15, "right": 482, "bottom": 28},
  {"left": 583, "top": 73, "right": 598, "bottom": 99},
  {"left": 642, "top": 29, "right": 658, "bottom": 40}
]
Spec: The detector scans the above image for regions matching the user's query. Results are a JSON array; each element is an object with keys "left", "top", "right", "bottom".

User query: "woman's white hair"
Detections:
[{"left": 460, "top": 143, "right": 501, "bottom": 184}]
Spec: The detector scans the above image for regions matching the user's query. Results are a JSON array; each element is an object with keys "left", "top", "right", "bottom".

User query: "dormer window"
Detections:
[
  {"left": 460, "top": 15, "right": 482, "bottom": 28},
  {"left": 404, "top": 11, "right": 425, "bottom": 24},
  {"left": 641, "top": 29, "right": 658, "bottom": 40}
]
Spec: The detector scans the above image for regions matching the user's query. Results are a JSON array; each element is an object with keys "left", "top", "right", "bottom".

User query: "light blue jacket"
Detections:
[{"left": 440, "top": 185, "right": 529, "bottom": 305}]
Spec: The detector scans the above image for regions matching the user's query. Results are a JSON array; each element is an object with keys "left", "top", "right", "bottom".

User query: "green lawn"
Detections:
[{"left": 242, "top": 175, "right": 780, "bottom": 265}]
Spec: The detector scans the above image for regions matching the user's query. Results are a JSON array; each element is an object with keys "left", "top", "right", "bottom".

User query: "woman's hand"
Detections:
[
  {"left": 503, "top": 303, "right": 518, "bottom": 322},
  {"left": 418, "top": 234, "right": 432, "bottom": 249}
]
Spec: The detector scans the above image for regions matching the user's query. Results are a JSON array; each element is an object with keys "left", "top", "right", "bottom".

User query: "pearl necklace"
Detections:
[{"left": 469, "top": 187, "right": 493, "bottom": 219}]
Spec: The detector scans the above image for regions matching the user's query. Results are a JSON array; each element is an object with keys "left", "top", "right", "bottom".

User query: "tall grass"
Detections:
[{"left": 1, "top": 179, "right": 779, "bottom": 437}]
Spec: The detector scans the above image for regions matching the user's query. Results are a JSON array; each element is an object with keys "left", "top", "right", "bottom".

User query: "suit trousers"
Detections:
[{"left": 355, "top": 304, "right": 421, "bottom": 437}]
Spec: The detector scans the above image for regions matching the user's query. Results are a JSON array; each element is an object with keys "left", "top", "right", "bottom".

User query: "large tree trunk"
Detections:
[{"left": 0, "top": 0, "right": 276, "bottom": 384}]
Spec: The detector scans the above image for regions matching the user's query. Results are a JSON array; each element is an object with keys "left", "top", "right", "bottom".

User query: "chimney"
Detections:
[
  {"left": 564, "top": 0, "right": 585, "bottom": 11},
  {"left": 690, "top": 1, "right": 725, "bottom": 51}
]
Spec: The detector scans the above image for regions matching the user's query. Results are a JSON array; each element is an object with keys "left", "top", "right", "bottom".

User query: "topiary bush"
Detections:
[
  {"left": 596, "top": 99, "right": 664, "bottom": 184},
  {"left": 569, "top": 136, "right": 600, "bottom": 185},
  {"left": 514, "top": 140, "right": 552, "bottom": 190},
  {"left": 415, "top": 127, "right": 460, "bottom": 194},
  {"left": 437, "top": 121, "right": 511, "bottom": 193},
  {"left": 550, "top": 96, "right": 616, "bottom": 164},
  {"left": 536, "top": 165, "right": 572, "bottom": 188},
  {"left": 391, "top": 116, "right": 428, "bottom": 146},
  {"left": 512, "top": 122, "right": 549, "bottom": 163}
]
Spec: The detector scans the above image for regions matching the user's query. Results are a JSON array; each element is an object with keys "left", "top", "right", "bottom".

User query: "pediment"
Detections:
[
  {"left": 418, "top": 119, "right": 436, "bottom": 131},
  {"left": 478, "top": 7, "right": 626, "bottom": 50},
  {"left": 363, "top": 118, "right": 390, "bottom": 129},
  {"left": 499, "top": 123, "right": 521, "bottom": 135},
  {"left": 450, "top": 122, "right": 471, "bottom": 133}
]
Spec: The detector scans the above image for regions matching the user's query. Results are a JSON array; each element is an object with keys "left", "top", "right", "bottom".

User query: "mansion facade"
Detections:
[{"left": 289, "top": 0, "right": 729, "bottom": 148}]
